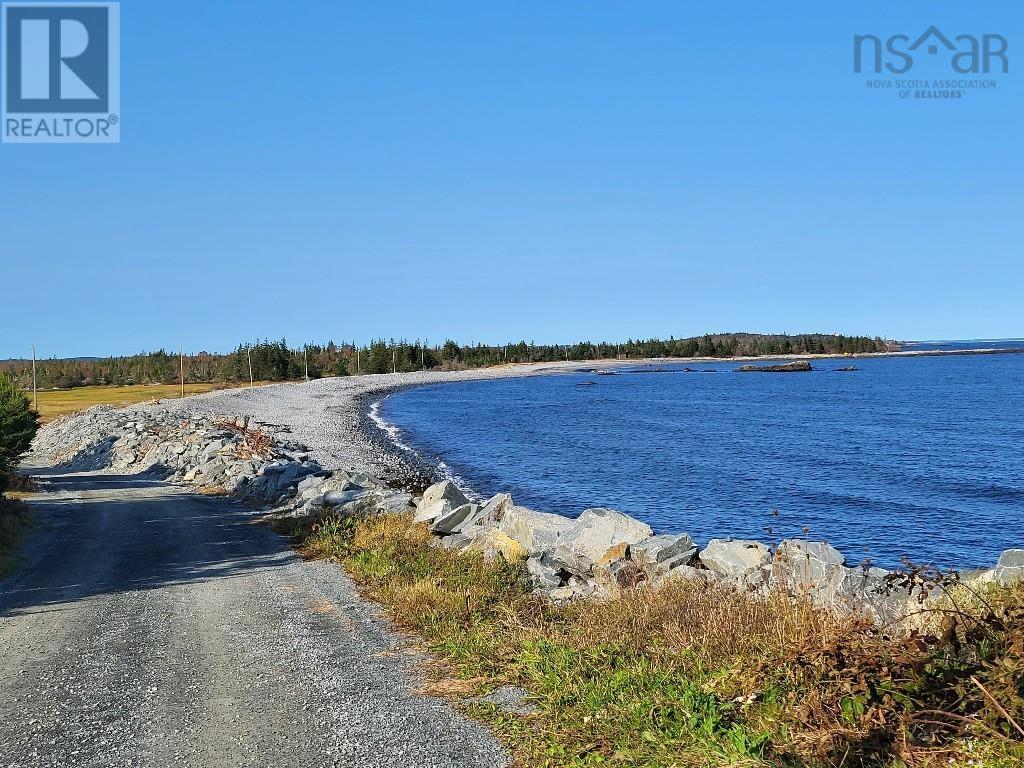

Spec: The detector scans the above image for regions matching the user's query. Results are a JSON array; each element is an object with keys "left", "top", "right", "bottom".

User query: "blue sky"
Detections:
[{"left": 1, "top": 1, "right": 1021, "bottom": 358}]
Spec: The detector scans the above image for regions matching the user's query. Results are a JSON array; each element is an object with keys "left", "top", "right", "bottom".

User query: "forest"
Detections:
[{"left": 0, "top": 334, "right": 893, "bottom": 390}]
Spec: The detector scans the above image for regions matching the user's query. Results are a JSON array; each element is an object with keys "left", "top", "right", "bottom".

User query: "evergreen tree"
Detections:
[{"left": 0, "top": 374, "right": 38, "bottom": 494}]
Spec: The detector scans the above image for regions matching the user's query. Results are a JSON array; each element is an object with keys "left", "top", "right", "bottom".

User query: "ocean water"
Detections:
[{"left": 378, "top": 351, "right": 1024, "bottom": 569}]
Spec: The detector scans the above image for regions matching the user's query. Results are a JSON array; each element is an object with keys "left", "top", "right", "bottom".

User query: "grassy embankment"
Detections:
[
  {"left": 27, "top": 382, "right": 262, "bottom": 423},
  {"left": 288, "top": 514, "right": 1024, "bottom": 768}
]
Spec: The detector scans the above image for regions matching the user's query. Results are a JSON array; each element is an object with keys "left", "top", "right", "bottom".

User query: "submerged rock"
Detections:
[{"left": 735, "top": 360, "right": 812, "bottom": 373}]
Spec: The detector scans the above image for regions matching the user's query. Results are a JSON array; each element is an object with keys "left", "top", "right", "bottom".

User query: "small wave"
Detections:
[
  {"left": 369, "top": 398, "right": 484, "bottom": 500},
  {"left": 368, "top": 397, "right": 416, "bottom": 454},
  {"left": 435, "top": 461, "right": 485, "bottom": 502}
]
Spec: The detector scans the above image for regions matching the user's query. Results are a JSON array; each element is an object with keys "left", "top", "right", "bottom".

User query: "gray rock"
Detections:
[
  {"left": 593, "top": 558, "right": 647, "bottom": 593},
  {"left": 525, "top": 555, "right": 562, "bottom": 590},
  {"left": 699, "top": 539, "right": 771, "bottom": 578},
  {"left": 441, "top": 534, "right": 472, "bottom": 551},
  {"left": 656, "top": 564, "right": 725, "bottom": 586},
  {"left": 497, "top": 506, "right": 574, "bottom": 556},
  {"left": 322, "top": 488, "right": 369, "bottom": 507},
  {"left": 772, "top": 539, "right": 845, "bottom": 588},
  {"left": 430, "top": 503, "right": 481, "bottom": 534},
  {"left": 995, "top": 549, "right": 1024, "bottom": 585},
  {"left": 833, "top": 565, "right": 909, "bottom": 623},
  {"left": 552, "top": 508, "right": 653, "bottom": 576},
  {"left": 413, "top": 480, "right": 470, "bottom": 525},
  {"left": 633, "top": 533, "right": 698, "bottom": 574},
  {"left": 457, "top": 493, "right": 513, "bottom": 536}
]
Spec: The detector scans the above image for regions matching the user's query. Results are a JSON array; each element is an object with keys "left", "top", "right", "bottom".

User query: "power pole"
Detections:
[
  {"left": 247, "top": 347, "right": 254, "bottom": 388},
  {"left": 179, "top": 347, "right": 185, "bottom": 398},
  {"left": 31, "top": 344, "right": 38, "bottom": 412},
  {"left": 303, "top": 346, "right": 309, "bottom": 382}
]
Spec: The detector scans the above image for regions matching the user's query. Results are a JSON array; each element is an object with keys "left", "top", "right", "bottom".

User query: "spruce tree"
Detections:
[{"left": 0, "top": 374, "right": 38, "bottom": 493}]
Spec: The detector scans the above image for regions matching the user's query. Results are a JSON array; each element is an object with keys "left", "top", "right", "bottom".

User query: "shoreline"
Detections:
[{"left": 135, "top": 345, "right": 1024, "bottom": 491}]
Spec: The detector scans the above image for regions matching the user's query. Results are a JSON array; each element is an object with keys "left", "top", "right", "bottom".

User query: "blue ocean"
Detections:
[{"left": 379, "top": 346, "right": 1024, "bottom": 569}]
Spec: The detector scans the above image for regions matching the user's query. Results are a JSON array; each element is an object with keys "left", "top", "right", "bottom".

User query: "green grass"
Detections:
[{"left": 287, "top": 513, "right": 1024, "bottom": 768}]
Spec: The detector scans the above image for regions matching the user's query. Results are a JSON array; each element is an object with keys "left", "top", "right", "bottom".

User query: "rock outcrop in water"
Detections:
[
  {"left": 29, "top": 404, "right": 1023, "bottom": 624},
  {"left": 735, "top": 360, "right": 813, "bottom": 372}
]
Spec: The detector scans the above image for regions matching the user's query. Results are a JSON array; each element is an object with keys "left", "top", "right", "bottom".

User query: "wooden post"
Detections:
[
  {"left": 392, "top": 347, "right": 397, "bottom": 374},
  {"left": 31, "top": 344, "right": 38, "bottom": 412},
  {"left": 356, "top": 347, "right": 360, "bottom": 374},
  {"left": 303, "top": 346, "right": 309, "bottom": 382},
  {"left": 179, "top": 348, "right": 185, "bottom": 398},
  {"left": 247, "top": 347, "right": 254, "bottom": 388},
  {"left": 422, "top": 338, "right": 426, "bottom": 371}
]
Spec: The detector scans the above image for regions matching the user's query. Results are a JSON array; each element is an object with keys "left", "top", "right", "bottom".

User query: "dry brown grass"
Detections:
[
  {"left": 28, "top": 381, "right": 268, "bottom": 423},
  {"left": 289, "top": 512, "right": 1024, "bottom": 767}
]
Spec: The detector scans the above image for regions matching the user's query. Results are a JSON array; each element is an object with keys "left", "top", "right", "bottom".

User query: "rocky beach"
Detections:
[{"left": 26, "top": 363, "right": 1024, "bottom": 621}]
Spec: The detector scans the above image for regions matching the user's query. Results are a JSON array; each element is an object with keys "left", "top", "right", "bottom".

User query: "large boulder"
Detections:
[
  {"left": 633, "top": 533, "right": 698, "bottom": 574},
  {"left": 699, "top": 539, "right": 771, "bottom": 579},
  {"left": 831, "top": 565, "right": 910, "bottom": 623},
  {"left": 413, "top": 480, "right": 470, "bottom": 525},
  {"left": 552, "top": 508, "right": 653, "bottom": 576},
  {"left": 772, "top": 539, "right": 845, "bottom": 588},
  {"left": 457, "top": 493, "right": 514, "bottom": 537},
  {"left": 467, "top": 529, "right": 527, "bottom": 564},
  {"left": 498, "top": 506, "right": 574, "bottom": 556},
  {"left": 995, "top": 549, "right": 1024, "bottom": 586},
  {"left": 430, "top": 503, "right": 481, "bottom": 534}
]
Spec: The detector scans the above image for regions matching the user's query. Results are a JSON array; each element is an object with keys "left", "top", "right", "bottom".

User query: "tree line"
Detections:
[{"left": 0, "top": 333, "right": 893, "bottom": 390}]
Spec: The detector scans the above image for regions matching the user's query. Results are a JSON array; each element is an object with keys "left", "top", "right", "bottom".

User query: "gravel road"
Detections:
[{"left": 0, "top": 465, "right": 509, "bottom": 768}]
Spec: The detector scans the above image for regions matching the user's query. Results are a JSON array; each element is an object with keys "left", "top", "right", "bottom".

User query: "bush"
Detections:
[{"left": 0, "top": 373, "right": 38, "bottom": 494}]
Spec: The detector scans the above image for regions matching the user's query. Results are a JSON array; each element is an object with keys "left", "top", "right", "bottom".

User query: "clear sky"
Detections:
[{"left": 1, "top": 1, "right": 1021, "bottom": 358}]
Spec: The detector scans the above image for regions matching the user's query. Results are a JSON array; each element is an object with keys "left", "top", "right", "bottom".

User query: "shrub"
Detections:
[{"left": 0, "top": 373, "right": 38, "bottom": 494}]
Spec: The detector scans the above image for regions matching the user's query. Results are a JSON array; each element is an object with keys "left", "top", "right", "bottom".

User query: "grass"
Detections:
[
  {"left": 288, "top": 513, "right": 1024, "bottom": 768},
  {"left": 26, "top": 382, "right": 265, "bottom": 423},
  {"left": 0, "top": 495, "right": 31, "bottom": 578}
]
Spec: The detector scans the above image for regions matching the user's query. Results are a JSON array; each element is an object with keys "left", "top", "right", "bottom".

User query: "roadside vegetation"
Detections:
[
  {"left": 0, "top": 333, "right": 890, "bottom": 391},
  {"left": 0, "top": 373, "right": 39, "bottom": 568},
  {"left": 291, "top": 513, "right": 1024, "bottom": 768}
]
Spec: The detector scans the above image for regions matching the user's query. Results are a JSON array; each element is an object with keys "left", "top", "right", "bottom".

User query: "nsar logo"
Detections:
[
  {"left": 854, "top": 26, "right": 1008, "bottom": 75},
  {"left": 2, "top": 2, "right": 120, "bottom": 143}
]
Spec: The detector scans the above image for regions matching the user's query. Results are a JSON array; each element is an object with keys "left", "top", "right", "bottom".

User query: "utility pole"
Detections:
[
  {"left": 303, "top": 346, "right": 309, "bottom": 382},
  {"left": 179, "top": 348, "right": 185, "bottom": 398},
  {"left": 247, "top": 347, "right": 254, "bottom": 388},
  {"left": 31, "top": 344, "right": 37, "bottom": 413}
]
